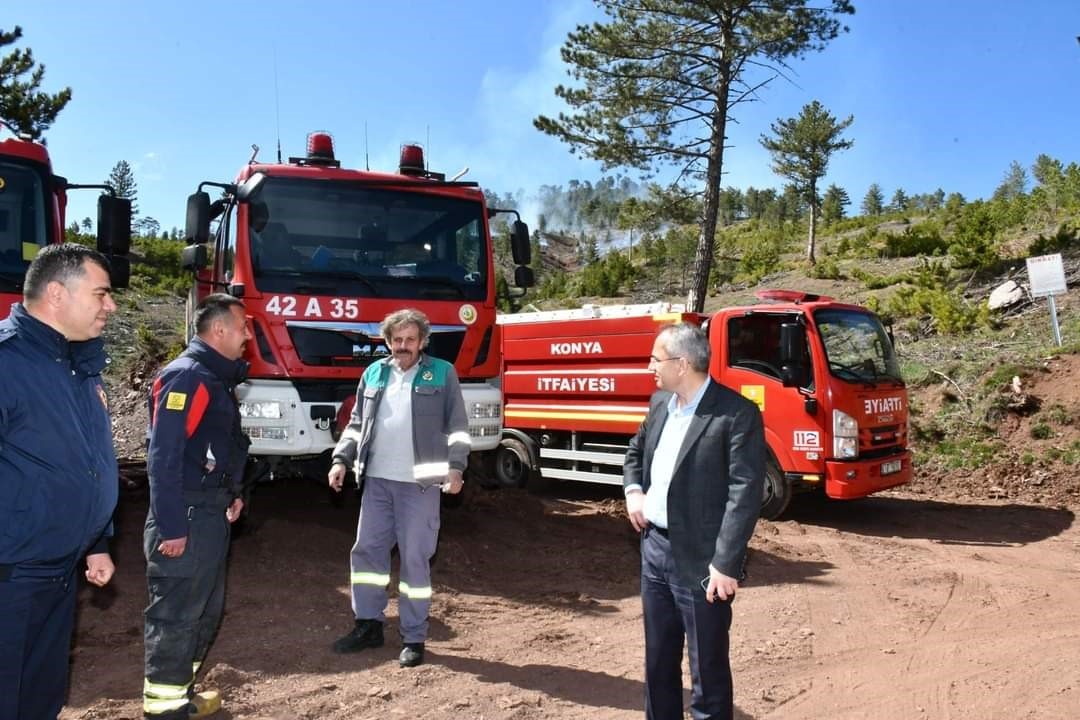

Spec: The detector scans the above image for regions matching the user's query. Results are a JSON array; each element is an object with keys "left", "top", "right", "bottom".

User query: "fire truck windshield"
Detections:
[
  {"left": 814, "top": 308, "right": 902, "bottom": 384},
  {"left": 0, "top": 160, "right": 49, "bottom": 287},
  {"left": 248, "top": 178, "right": 486, "bottom": 301}
]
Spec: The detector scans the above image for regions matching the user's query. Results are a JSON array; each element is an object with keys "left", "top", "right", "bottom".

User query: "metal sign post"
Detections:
[{"left": 1025, "top": 253, "right": 1068, "bottom": 347}]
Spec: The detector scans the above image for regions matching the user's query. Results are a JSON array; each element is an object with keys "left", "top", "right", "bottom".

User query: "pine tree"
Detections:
[
  {"left": 760, "top": 100, "right": 854, "bottom": 264},
  {"left": 891, "top": 188, "right": 909, "bottom": 212},
  {"left": 821, "top": 184, "right": 850, "bottom": 225},
  {"left": 0, "top": 26, "right": 72, "bottom": 140},
  {"left": 535, "top": 0, "right": 853, "bottom": 310},
  {"left": 106, "top": 160, "right": 138, "bottom": 216},
  {"left": 861, "top": 183, "right": 884, "bottom": 216}
]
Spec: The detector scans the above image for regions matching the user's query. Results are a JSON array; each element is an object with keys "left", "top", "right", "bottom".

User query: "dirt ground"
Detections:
[
  {"left": 69, "top": 297, "right": 1079, "bottom": 719},
  {"left": 59, "top": 469, "right": 1079, "bottom": 720}
]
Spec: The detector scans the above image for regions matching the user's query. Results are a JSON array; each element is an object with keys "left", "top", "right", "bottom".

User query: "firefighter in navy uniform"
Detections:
[
  {"left": 142, "top": 294, "right": 251, "bottom": 720},
  {"left": 0, "top": 244, "right": 119, "bottom": 720}
]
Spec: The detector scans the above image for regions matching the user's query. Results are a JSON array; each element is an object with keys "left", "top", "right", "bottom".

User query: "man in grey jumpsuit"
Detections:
[{"left": 327, "top": 308, "right": 469, "bottom": 667}]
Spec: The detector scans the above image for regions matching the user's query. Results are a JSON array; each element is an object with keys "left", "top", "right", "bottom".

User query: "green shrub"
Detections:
[
  {"left": 1030, "top": 422, "right": 1052, "bottom": 440},
  {"left": 1028, "top": 222, "right": 1079, "bottom": 255},
  {"left": 948, "top": 201, "right": 1002, "bottom": 270},
  {"left": 809, "top": 257, "right": 844, "bottom": 280},
  {"left": 884, "top": 286, "right": 991, "bottom": 335},
  {"left": 882, "top": 223, "right": 948, "bottom": 258}
]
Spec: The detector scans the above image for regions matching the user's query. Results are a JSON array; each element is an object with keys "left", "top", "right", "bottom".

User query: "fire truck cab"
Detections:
[
  {"left": 1, "top": 128, "right": 132, "bottom": 317},
  {"left": 181, "top": 132, "right": 531, "bottom": 478}
]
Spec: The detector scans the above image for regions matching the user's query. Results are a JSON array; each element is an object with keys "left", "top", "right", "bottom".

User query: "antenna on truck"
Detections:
[{"left": 273, "top": 45, "right": 282, "bottom": 163}]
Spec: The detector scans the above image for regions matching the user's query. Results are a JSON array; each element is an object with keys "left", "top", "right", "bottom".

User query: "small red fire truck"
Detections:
[
  {"left": 1, "top": 126, "right": 131, "bottom": 316},
  {"left": 493, "top": 291, "right": 912, "bottom": 518}
]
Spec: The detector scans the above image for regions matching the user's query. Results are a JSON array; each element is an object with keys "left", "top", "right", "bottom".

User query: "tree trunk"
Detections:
[
  {"left": 687, "top": 104, "right": 728, "bottom": 313},
  {"left": 806, "top": 180, "right": 818, "bottom": 265}
]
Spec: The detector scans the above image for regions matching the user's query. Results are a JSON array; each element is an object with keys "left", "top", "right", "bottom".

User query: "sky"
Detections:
[{"left": 8, "top": 1, "right": 1080, "bottom": 233}]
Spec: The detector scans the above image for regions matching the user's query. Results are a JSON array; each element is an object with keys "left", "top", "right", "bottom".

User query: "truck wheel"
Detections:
[
  {"left": 760, "top": 457, "right": 792, "bottom": 520},
  {"left": 494, "top": 438, "right": 533, "bottom": 488}
]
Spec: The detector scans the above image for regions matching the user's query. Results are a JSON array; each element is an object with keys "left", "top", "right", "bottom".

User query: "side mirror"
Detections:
[
  {"left": 779, "top": 321, "right": 809, "bottom": 388},
  {"left": 96, "top": 195, "right": 132, "bottom": 256},
  {"left": 514, "top": 265, "right": 535, "bottom": 289},
  {"left": 180, "top": 244, "right": 209, "bottom": 272},
  {"left": 185, "top": 192, "right": 211, "bottom": 244},
  {"left": 107, "top": 255, "right": 131, "bottom": 290},
  {"left": 510, "top": 220, "right": 531, "bottom": 265}
]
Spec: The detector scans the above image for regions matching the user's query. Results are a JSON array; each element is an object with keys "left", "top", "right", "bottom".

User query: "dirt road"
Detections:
[{"left": 61, "top": 479, "right": 1079, "bottom": 720}]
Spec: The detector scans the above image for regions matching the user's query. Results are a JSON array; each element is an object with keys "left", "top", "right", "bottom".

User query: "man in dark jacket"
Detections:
[
  {"left": 0, "top": 243, "right": 119, "bottom": 720},
  {"left": 624, "top": 322, "right": 765, "bottom": 720},
  {"left": 142, "top": 294, "right": 251, "bottom": 720}
]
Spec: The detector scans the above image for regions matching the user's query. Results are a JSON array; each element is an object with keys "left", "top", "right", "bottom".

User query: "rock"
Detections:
[{"left": 988, "top": 280, "right": 1024, "bottom": 310}]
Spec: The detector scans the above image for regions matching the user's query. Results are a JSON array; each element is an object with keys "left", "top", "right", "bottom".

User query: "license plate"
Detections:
[{"left": 881, "top": 459, "right": 902, "bottom": 476}]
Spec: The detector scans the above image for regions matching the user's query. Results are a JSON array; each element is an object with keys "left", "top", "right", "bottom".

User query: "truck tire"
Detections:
[
  {"left": 760, "top": 456, "right": 792, "bottom": 520},
  {"left": 494, "top": 438, "right": 532, "bottom": 488}
]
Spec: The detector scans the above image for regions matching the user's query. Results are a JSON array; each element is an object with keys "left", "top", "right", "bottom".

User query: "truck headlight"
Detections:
[
  {"left": 239, "top": 400, "right": 284, "bottom": 420},
  {"left": 832, "top": 409, "right": 858, "bottom": 459}
]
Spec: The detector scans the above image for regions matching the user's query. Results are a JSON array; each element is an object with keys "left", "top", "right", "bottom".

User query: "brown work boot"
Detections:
[{"left": 188, "top": 690, "right": 222, "bottom": 719}]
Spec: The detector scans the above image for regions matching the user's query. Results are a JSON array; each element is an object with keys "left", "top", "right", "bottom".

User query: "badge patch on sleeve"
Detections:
[{"left": 166, "top": 392, "right": 188, "bottom": 410}]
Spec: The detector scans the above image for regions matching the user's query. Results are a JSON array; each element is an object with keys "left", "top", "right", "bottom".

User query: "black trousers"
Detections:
[
  {"left": 641, "top": 527, "right": 733, "bottom": 720},
  {"left": 143, "top": 490, "right": 232, "bottom": 715},
  {"left": 0, "top": 564, "right": 78, "bottom": 720}
]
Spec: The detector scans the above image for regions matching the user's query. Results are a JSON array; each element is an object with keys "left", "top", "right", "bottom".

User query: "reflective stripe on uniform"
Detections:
[
  {"left": 144, "top": 678, "right": 190, "bottom": 714},
  {"left": 413, "top": 461, "right": 449, "bottom": 479},
  {"left": 399, "top": 581, "right": 432, "bottom": 600},
  {"left": 447, "top": 431, "right": 471, "bottom": 447},
  {"left": 351, "top": 571, "right": 391, "bottom": 587}
]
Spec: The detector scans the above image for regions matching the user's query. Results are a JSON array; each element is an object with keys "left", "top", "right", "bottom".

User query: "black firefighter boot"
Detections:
[{"left": 332, "top": 619, "right": 385, "bottom": 654}]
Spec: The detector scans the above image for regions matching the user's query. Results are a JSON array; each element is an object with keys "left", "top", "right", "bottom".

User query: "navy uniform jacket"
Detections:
[
  {"left": 146, "top": 337, "right": 250, "bottom": 539},
  {"left": 0, "top": 304, "right": 118, "bottom": 568}
]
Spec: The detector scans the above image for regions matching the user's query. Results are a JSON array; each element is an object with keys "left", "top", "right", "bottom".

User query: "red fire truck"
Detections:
[
  {"left": 493, "top": 291, "right": 912, "bottom": 518},
  {"left": 181, "top": 132, "right": 532, "bottom": 478},
  {"left": 0, "top": 128, "right": 131, "bottom": 316}
]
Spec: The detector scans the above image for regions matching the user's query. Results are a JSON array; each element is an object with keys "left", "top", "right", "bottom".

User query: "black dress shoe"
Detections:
[
  {"left": 332, "top": 619, "right": 384, "bottom": 654},
  {"left": 399, "top": 642, "right": 425, "bottom": 667}
]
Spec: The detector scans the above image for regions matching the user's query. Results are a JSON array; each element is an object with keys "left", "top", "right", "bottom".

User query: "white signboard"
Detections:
[{"left": 1026, "top": 253, "right": 1067, "bottom": 297}]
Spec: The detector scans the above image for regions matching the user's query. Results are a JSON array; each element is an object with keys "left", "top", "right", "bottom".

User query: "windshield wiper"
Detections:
[
  {"left": 290, "top": 283, "right": 340, "bottom": 295},
  {"left": 307, "top": 270, "right": 381, "bottom": 297},
  {"left": 829, "top": 364, "right": 876, "bottom": 388},
  {"left": 414, "top": 276, "right": 466, "bottom": 298}
]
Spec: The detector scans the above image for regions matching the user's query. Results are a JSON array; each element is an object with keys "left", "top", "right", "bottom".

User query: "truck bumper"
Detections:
[
  {"left": 236, "top": 379, "right": 503, "bottom": 457},
  {"left": 824, "top": 450, "right": 912, "bottom": 499}
]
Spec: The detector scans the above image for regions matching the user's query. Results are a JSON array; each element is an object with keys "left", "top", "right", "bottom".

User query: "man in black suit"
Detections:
[{"left": 624, "top": 322, "right": 765, "bottom": 720}]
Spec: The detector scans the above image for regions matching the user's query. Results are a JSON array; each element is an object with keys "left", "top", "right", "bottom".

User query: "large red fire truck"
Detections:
[
  {"left": 181, "top": 132, "right": 532, "bottom": 478},
  {"left": 493, "top": 291, "right": 912, "bottom": 518},
  {"left": 0, "top": 127, "right": 131, "bottom": 316}
]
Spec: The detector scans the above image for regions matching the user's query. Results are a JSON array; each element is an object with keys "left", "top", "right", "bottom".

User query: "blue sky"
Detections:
[{"left": 9, "top": 1, "right": 1080, "bottom": 232}]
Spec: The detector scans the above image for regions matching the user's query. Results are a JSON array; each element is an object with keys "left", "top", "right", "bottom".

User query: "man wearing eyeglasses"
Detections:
[{"left": 624, "top": 322, "right": 765, "bottom": 720}]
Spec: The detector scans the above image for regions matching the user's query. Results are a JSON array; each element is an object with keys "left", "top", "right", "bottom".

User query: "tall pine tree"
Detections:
[
  {"left": 106, "top": 160, "right": 138, "bottom": 216},
  {"left": 535, "top": 0, "right": 853, "bottom": 311},
  {"left": 760, "top": 100, "right": 853, "bottom": 264}
]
